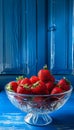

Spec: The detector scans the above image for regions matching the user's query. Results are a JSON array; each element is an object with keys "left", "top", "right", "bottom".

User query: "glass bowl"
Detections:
[{"left": 5, "top": 85, "right": 73, "bottom": 126}]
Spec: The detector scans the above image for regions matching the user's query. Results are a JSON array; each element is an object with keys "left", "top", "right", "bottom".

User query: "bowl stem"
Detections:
[{"left": 24, "top": 112, "right": 52, "bottom": 126}]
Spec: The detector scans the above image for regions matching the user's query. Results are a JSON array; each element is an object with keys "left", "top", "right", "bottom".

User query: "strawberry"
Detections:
[
  {"left": 20, "top": 77, "right": 31, "bottom": 86},
  {"left": 50, "top": 96, "right": 59, "bottom": 102},
  {"left": 49, "top": 74, "right": 55, "bottom": 82},
  {"left": 33, "top": 96, "right": 44, "bottom": 108},
  {"left": 16, "top": 76, "right": 24, "bottom": 85},
  {"left": 57, "top": 77, "right": 70, "bottom": 91},
  {"left": 38, "top": 65, "right": 51, "bottom": 83},
  {"left": 30, "top": 76, "right": 39, "bottom": 84},
  {"left": 51, "top": 86, "right": 63, "bottom": 95},
  {"left": 31, "top": 81, "right": 49, "bottom": 95},
  {"left": 45, "top": 96, "right": 59, "bottom": 105},
  {"left": 33, "top": 97, "right": 43, "bottom": 103},
  {"left": 46, "top": 81, "right": 54, "bottom": 93},
  {"left": 17, "top": 84, "right": 32, "bottom": 94},
  {"left": 8, "top": 81, "right": 18, "bottom": 92}
]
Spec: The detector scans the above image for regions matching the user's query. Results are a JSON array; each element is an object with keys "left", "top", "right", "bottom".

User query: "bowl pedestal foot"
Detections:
[{"left": 24, "top": 112, "right": 52, "bottom": 126}]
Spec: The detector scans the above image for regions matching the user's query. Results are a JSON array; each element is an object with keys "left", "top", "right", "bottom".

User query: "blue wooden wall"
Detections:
[{"left": 0, "top": 0, "right": 74, "bottom": 88}]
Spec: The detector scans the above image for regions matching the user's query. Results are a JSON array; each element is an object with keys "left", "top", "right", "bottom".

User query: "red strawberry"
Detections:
[
  {"left": 46, "top": 81, "right": 54, "bottom": 93},
  {"left": 17, "top": 84, "right": 32, "bottom": 94},
  {"left": 38, "top": 65, "right": 51, "bottom": 83},
  {"left": 31, "top": 81, "right": 49, "bottom": 95},
  {"left": 30, "top": 76, "right": 39, "bottom": 84},
  {"left": 51, "top": 87, "right": 63, "bottom": 95},
  {"left": 49, "top": 75, "right": 55, "bottom": 82},
  {"left": 45, "top": 96, "right": 59, "bottom": 105},
  {"left": 20, "top": 77, "right": 31, "bottom": 86},
  {"left": 9, "top": 81, "right": 18, "bottom": 92},
  {"left": 50, "top": 96, "right": 59, "bottom": 102},
  {"left": 33, "top": 97, "right": 44, "bottom": 108},
  {"left": 16, "top": 76, "right": 24, "bottom": 85},
  {"left": 57, "top": 77, "right": 70, "bottom": 91},
  {"left": 33, "top": 97, "right": 43, "bottom": 103}
]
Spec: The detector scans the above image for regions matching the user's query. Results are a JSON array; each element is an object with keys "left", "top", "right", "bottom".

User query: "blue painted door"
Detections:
[
  {"left": 48, "top": 0, "right": 73, "bottom": 75},
  {"left": 0, "top": 0, "right": 74, "bottom": 88},
  {"left": 48, "top": 0, "right": 74, "bottom": 86},
  {"left": 0, "top": 0, "right": 47, "bottom": 76}
]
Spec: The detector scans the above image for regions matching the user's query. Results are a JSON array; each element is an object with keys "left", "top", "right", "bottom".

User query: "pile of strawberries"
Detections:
[{"left": 6, "top": 65, "right": 71, "bottom": 95}]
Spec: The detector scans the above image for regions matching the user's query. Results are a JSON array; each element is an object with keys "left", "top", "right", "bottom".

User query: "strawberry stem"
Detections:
[
  {"left": 16, "top": 76, "right": 24, "bottom": 81},
  {"left": 32, "top": 81, "right": 40, "bottom": 87},
  {"left": 43, "top": 64, "right": 48, "bottom": 70},
  {"left": 63, "top": 77, "right": 71, "bottom": 85},
  {"left": 24, "top": 84, "right": 30, "bottom": 89},
  {"left": 58, "top": 85, "right": 61, "bottom": 88},
  {"left": 6, "top": 85, "right": 13, "bottom": 92}
]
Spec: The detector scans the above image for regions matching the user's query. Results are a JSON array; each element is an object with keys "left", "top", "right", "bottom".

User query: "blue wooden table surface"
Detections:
[{"left": 0, "top": 90, "right": 74, "bottom": 130}]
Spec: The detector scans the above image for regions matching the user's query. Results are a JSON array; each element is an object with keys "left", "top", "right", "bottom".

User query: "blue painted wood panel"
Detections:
[
  {"left": 37, "top": 0, "right": 47, "bottom": 72},
  {"left": 48, "top": 0, "right": 73, "bottom": 74},
  {"left": 0, "top": 0, "right": 3, "bottom": 73},
  {"left": 25, "top": 0, "right": 37, "bottom": 76},
  {"left": 1, "top": 0, "right": 23, "bottom": 74},
  {"left": 0, "top": 0, "right": 47, "bottom": 76},
  {"left": 0, "top": 0, "right": 73, "bottom": 78}
]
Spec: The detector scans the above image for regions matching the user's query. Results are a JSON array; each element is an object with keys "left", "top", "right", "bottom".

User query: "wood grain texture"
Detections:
[
  {"left": 0, "top": 0, "right": 73, "bottom": 76},
  {"left": 36, "top": 0, "right": 47, "bottom": 72},
  {"left": 25, "top": 0, "right": 37, "bottom": 76},
  {"left": 0, "top": 0, "right": 3, "bottom": 73},
  {"left": 48, "top": 0, "right": 73, "bottom": 74}
]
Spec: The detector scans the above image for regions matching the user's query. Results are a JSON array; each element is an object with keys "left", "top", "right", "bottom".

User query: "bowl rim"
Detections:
[{"left": 5, "top": 84, "right": 73, "bottom": 97}]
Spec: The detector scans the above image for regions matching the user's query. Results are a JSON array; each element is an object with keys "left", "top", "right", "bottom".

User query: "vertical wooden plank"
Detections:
[
  {"left": 48, "top": 0, "right": 72, "bottom": 74},
  {"left": 13, "top": 0, "right": 26, "bottom": 74},
  {"left": 2, "top": 0, "right": 22, "bottom": 74},
  {"left": 55, "top": 0, "right": 72, "bottom": 74},
  {"left": 48, "top": 0, "right": 56, "bottom": 71},
  {"left": 63, "top": 0, "right": 73, "bottom": 74},
  {"left": 55, "top": 0, "right": 68, "bottom": 70},
  {"left": 21, "top": 0, "right": 27, "bottom": 75},
  {"left": 72, "top": 0, "right": 74, "bottom": 74},
  {"left": 37, "top": 0, "right": 47, "bottom": 72},
  {"left": 3, "top": 0, "right": 14, "bottom": 70},
  {"left": 26, "top": 0, "right": 37, "bottom": 76},
  {"left": 12, "top": 0, "right": 20, "bottom": 71},
  {"left": 0, "top": 0, "right": 3, "bottom": 73},
  {"left": 68, "top": 0, "right": 73, "bottom": 73}
]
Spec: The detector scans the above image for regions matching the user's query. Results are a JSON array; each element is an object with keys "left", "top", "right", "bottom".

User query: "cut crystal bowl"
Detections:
[{"left": 5, "top": 85, "right": 73, "bottom": 126}]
